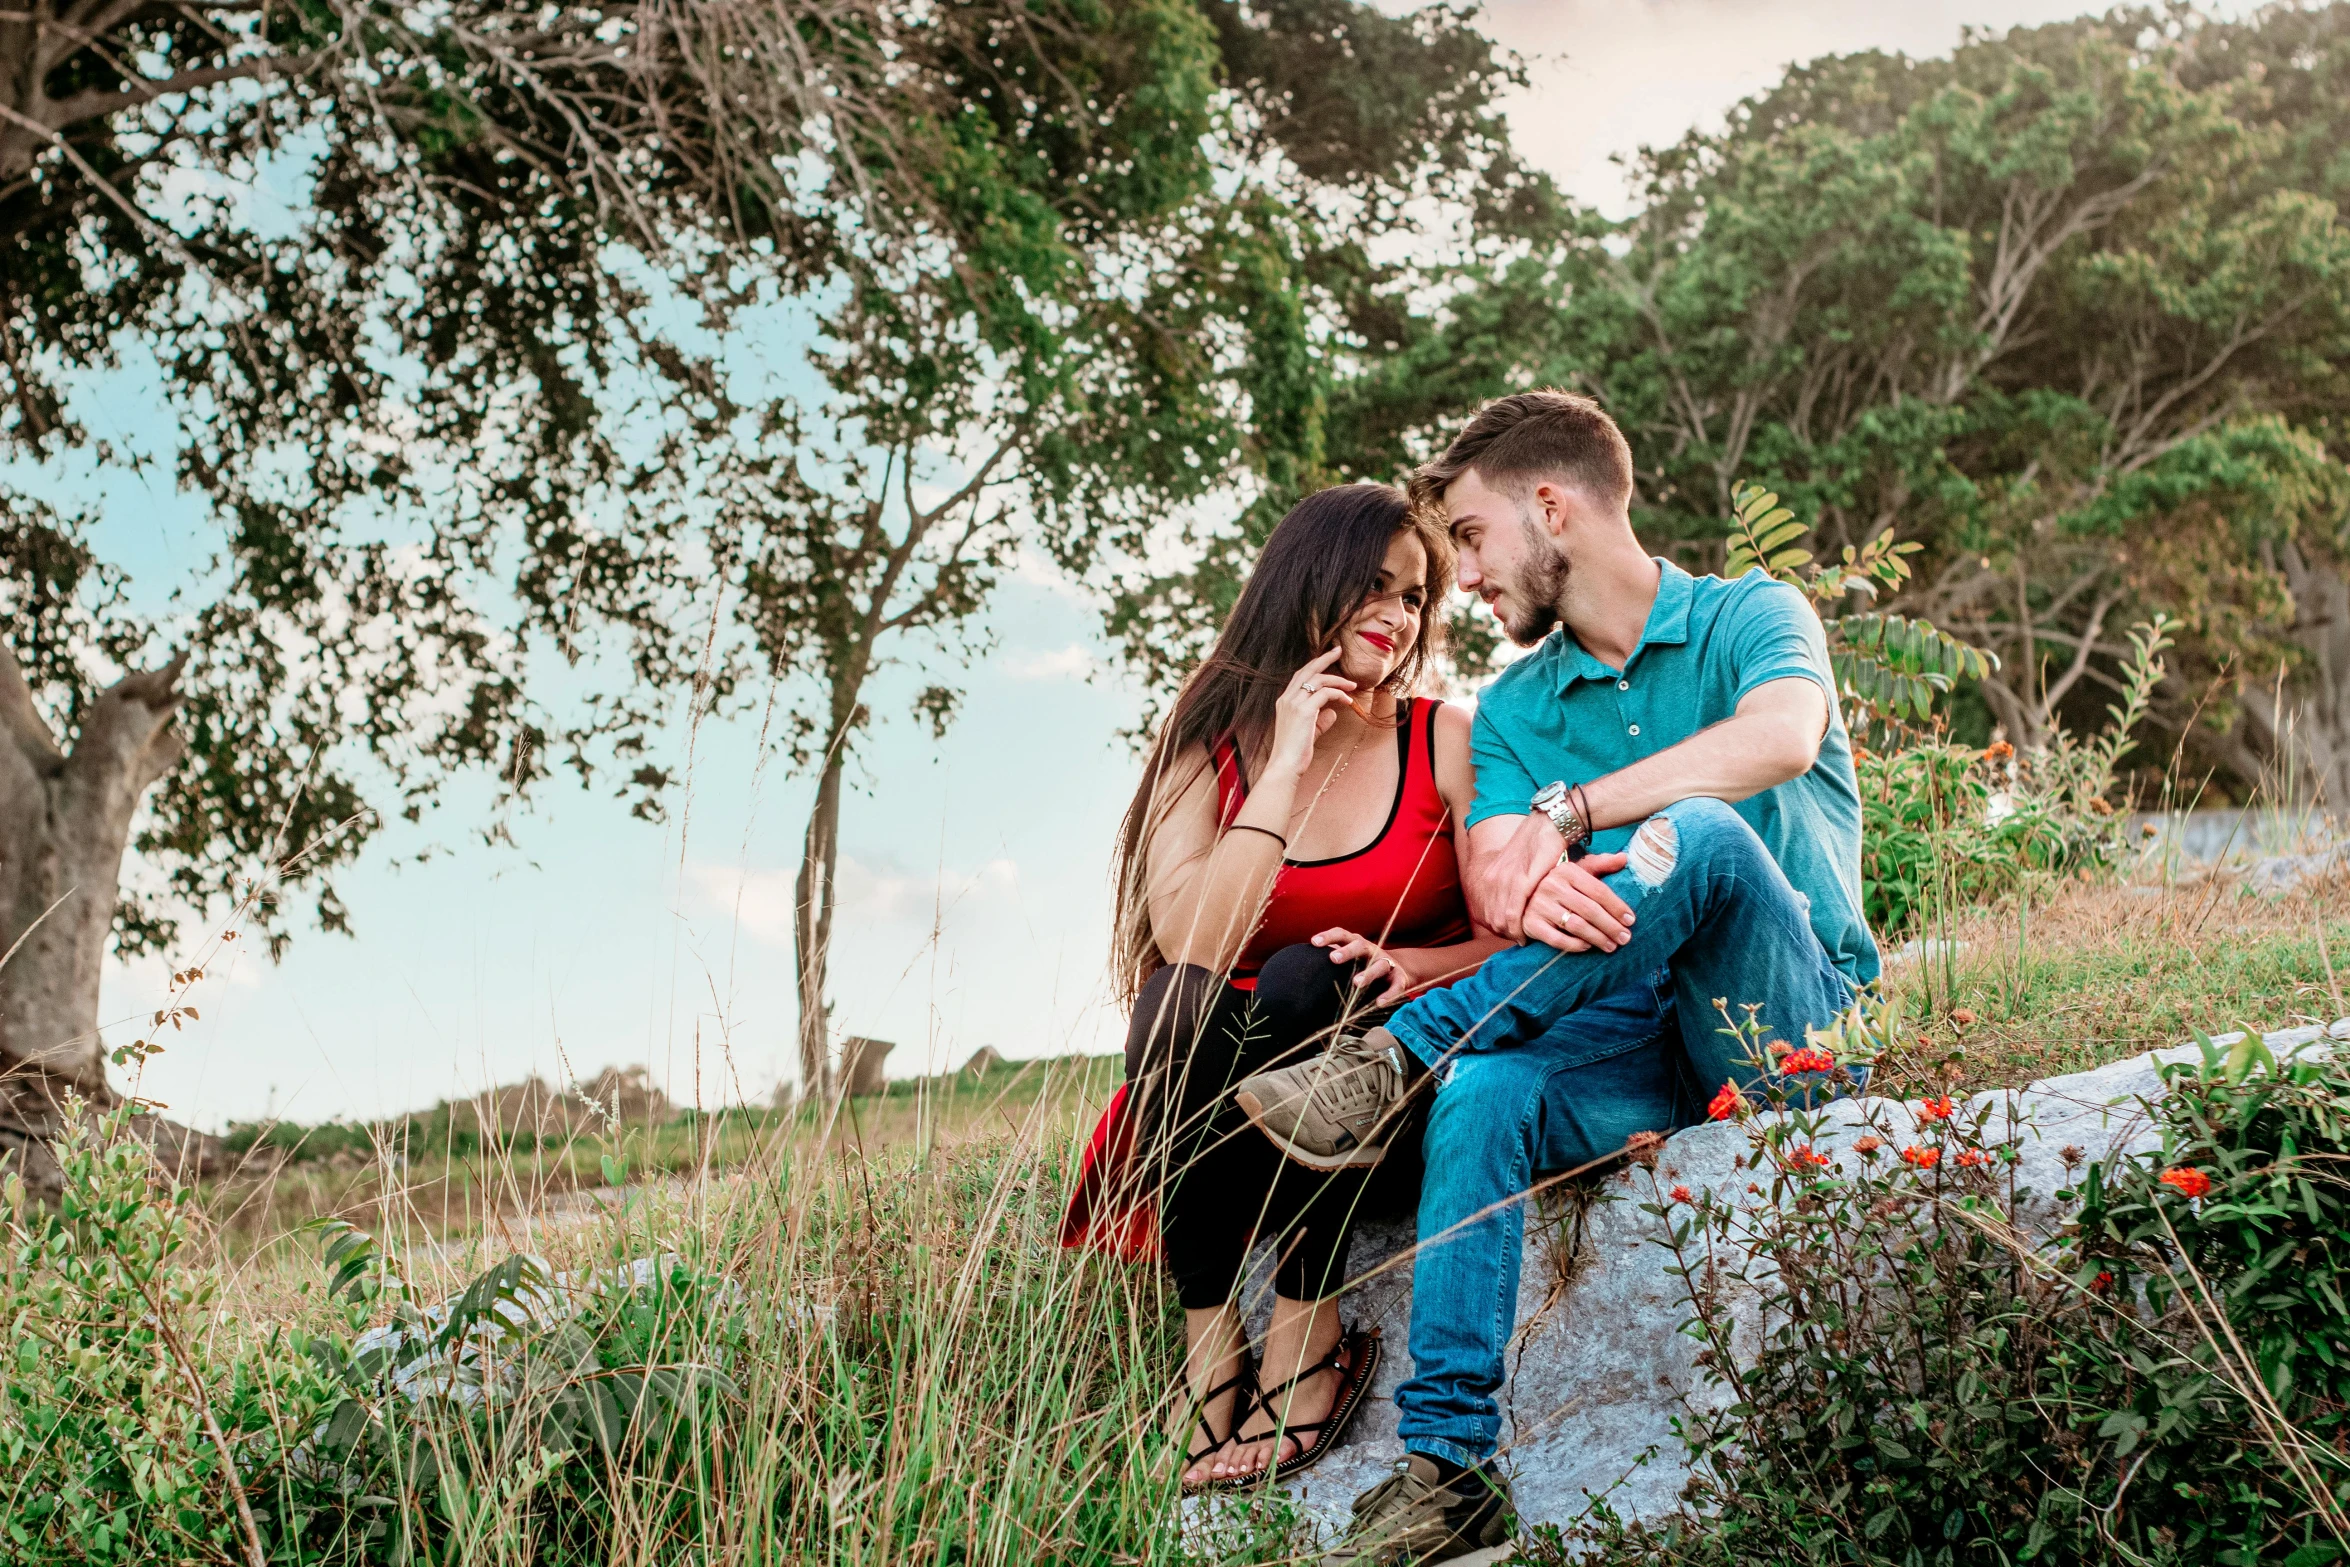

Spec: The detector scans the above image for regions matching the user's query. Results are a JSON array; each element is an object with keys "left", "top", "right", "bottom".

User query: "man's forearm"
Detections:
[{"left": 1580, "top": 682, "right": 1826, "bottom": 830}]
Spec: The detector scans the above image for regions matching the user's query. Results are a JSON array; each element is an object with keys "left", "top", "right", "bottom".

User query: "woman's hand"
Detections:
[
  {"left": 1312, "top": 926, "right": 1416, "bottom": 1006},
  {"left": 1265, "top": 648, "right": 1357, "bottom": 783}
]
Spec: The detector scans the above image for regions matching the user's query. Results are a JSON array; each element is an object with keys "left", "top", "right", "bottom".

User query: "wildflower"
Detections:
[
  {"left": 1901, "top": 1146, "right": 1941, "bottom": 1169},
  {"left": 2159, "top": 1166, "right": 2213, "bottom": 1199},
  {"left": 1853, "top": 1135, "right": 1884, "bottom": 1156},
  {"left": 2091, "top": 1271, "right": 2114, "bottom": 1295},
  {"left": 1956, "top": 1149, "right": 1990, "bottom": 1168},
  {"left": 1707, "top": 1081, "right": 1744, "bottom": 1121},
  {"left": 1625, "top": 1130, "right": 1665, "bottom": 1156},
  {"left": 1785, "top": 1144, "right": 1831, "bottom": 1170},
  {"left": 1950, "top": 1007, "right": 1976, "bottom": 1026},
  {"left": 1669, "top": 1185, "right": 1693, "bottom": 1205},
  {"left": 1765, "top": 1038, "right": 1792, "bottom": 1059},
  {"left": 1983, "top": 740, "right": 2014, "bottom": 763},
  {"left": 1746, "top": 1183, "right": 1762, "bottom": 1195},
  {"left": 1916, "top": 1096, "right": 1955, "bottom": 1123},
  {"left": 1780, "top": 1047, "right": 1836, "bottom": 1074}
]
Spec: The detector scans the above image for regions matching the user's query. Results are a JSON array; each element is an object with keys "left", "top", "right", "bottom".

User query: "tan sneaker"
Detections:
[
  {"left": 1232, "top": 1027, "right": 1423, "bottom": 1170},
  {"left": 1321, "top": 1455, "right": 1512, "bottom": 1566}
]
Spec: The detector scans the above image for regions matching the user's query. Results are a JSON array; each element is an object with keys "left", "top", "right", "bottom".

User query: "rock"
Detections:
[
  {"left": 1239, "top": 1016, "right": 2350, "bottom": 1546},
  {"left": 2246, "top": 842, "right": 2347, "bottom": 896}
]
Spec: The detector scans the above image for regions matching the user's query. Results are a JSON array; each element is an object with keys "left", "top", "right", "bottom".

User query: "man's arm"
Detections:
[{"left": 1467, "top": 676, "right": 1829, "bottom": 949}]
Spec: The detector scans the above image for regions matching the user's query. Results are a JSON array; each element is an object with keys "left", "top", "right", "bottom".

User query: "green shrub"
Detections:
[
  {"left": 1858, "top": 615, "right": 2174, "bottom": 936},
  {"left": 1532, "top": 1022, "right": 2350, "bottom": 1567}
]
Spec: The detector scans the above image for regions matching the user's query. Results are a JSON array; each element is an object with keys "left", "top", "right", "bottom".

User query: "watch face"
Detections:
[{"left": 1532, "top": 782, "right": 1566, "bottom": 808}]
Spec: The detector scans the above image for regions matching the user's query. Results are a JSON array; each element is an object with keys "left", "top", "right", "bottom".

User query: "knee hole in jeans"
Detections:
[{"left": 1628, "top": 815, "right": 1678, "bottom": 889}]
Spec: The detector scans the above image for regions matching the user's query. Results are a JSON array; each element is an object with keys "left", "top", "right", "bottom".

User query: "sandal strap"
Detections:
[{"left": 1186, "top": 1355, "right": 1256, "bottom": 1459}]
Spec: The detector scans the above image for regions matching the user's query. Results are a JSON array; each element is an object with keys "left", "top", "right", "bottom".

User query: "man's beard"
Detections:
[{"left": 1496, "top": 513, "right": 1571, "bottom": 646}]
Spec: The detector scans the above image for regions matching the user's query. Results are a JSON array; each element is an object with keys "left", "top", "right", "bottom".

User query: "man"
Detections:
[{"left": 1232, "top": 391, "right": 1880, "bottom": 1566}]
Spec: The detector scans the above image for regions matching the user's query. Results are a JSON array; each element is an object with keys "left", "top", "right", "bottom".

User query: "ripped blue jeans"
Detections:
[
  {"left": 1383, "top": 796, "right": 1859, "bottom": 1466},
  {"left": 1383, "top": 796, "right": 1858, "bottom": 1093}
]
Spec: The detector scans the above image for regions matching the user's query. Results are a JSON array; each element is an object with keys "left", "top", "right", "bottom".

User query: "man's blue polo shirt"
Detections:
[{"left": 1467, "top": 559, "right": 1880, "bottom": 985}]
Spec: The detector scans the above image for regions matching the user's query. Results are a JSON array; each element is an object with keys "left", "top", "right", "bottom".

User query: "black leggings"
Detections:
[{"left": 1125, "top": 943, "right": 1421, "bottom": 1311}]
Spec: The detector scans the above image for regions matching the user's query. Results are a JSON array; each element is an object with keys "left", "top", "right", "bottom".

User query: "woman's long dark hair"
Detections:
[{"left": 1110, "top": 482, "right": 1453, "bottom": 1006}]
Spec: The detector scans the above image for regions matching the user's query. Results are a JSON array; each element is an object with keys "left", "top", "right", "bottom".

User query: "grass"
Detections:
[
  {"left": 1872, "top": 866, "right": 2350, "bottom": 1097},
  {"left": 28, "top": 864, "right": 2344, "bottom": 1565},
  {"left": 196, "top": 1055, "right": 1126, "bottom": 1253}
]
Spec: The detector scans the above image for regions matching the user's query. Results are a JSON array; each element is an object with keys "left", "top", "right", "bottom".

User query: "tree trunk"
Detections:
[
  {"left": 0, "top": 643, "right": 214, "bottom": 1193},
  {"left": 792, "top": 739, "right": 846, "bottom": 1106},
  {"left": 2272, "top": 540, "right": 2350, "bottom": 815}
]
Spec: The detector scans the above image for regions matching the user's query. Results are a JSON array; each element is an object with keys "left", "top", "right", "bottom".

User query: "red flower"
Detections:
[
  {"left": 1780, "top": 1047, "right": 1836, "bottom": 1074},
  {"left": 1901, "top": 1146, "right": 1941, "bottom": 1169},
  {"left": 1853, "top": 1135, "right": 1884, "bottom": 1156},
  {"left": 1669, "top": 1185, "right": 1693, "bottom": 1205},
  {"left": 1916, "top": 1096, "right": 1956, "bottom": 1123},
  {"left": 2091, "top": 1271, "right": 2114, "bottom": 1295},
  {"left": 1707, "top": 1081, "right": 1745, "bottom": 1121},
  {"left": 1784, "top": 1143, "right": 1831, "bottom": 1170},
  {"left": 2159, "top": 1166, "right": 2213, "bottom": 1199},
  {"left": 1956, "top": 1149, "right": 1989, "bottom": 1168}
]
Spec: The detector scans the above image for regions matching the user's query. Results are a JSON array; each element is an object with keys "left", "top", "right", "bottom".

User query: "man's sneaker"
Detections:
[
  {"left": 1320, "top": 1454, "right": 1512, "bottom": 1566},
  {"left": 1233, "top": 1027, "right": 1424, "bottom": 1170}
]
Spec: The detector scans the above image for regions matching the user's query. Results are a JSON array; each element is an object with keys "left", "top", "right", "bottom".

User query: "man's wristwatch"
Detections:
[{"left": 1530, "top": 780, "right": 1592, "bottom": 851}]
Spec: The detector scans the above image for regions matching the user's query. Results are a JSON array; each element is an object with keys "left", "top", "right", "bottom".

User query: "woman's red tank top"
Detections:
[{"left": 1210, "top": 697, "right": 1472, "bottom": 989}]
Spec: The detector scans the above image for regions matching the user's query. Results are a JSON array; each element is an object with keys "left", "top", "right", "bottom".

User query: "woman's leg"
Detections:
[
  {"left": 1126, "top": 962, "right": 1273, "bottom": 1479},
  {"left": 1214, "top": 943, "right": 1381, "bottom": 1475}
]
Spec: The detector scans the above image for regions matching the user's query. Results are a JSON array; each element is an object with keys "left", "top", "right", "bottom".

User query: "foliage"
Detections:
[
  {"left": 1726, "top": 482, "right": 1995, "bottom": 726},
  {"left": 1534, "top": 1013, "right": 2350, "bottom": 1567},
  {"left": 3, "top": 1078, "right": 1284, "bottom": 1565},
  {"left": 1860, "top": 615, "right": 2173, "bottom": 935},
  {"left": 1326, "top": 5, "right": 2350, "bottom": 783}
]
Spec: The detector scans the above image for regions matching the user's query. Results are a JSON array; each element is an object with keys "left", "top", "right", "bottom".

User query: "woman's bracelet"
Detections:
[{"left": 1226, "top": 823, "right": 1288, "bottom": 851}]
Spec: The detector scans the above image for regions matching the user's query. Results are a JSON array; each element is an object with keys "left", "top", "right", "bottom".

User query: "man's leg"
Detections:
[
  {"left": 1386, "top": 797, "right": 1853, "bottom": 1084},
  {"left": 1395, "top": 984, "right": 1680, "bottom": 1466}
]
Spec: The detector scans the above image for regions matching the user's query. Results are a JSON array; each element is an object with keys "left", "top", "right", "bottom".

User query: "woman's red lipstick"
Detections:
[{"left": 1360, "top": 630, "right": 1395, "bottom": 653}]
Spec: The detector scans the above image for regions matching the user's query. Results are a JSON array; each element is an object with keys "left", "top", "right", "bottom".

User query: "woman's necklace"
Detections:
[{"left": 1288, "top": 713, "right": 1370, "bottom": 853}]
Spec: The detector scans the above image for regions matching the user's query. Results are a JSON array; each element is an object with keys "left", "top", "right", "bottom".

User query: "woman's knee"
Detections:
[{"left": 1251, "top": 942, "right": 1349, "bottom": 1038}]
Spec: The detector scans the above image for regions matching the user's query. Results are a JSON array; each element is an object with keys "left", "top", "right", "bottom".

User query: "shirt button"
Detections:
[
  {"left": 1617, "top": 679, "right": 1629, "bottom": 691},
  {"left": 1629, "top": 724, "right": 1641, "bottom": 737}
]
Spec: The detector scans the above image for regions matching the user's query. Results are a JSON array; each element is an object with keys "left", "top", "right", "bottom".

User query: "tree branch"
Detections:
[{"left": 0, "top": 639, "right": 64, "bottom": 773}]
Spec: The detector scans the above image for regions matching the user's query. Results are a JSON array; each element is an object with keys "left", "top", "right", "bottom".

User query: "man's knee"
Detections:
[{"left": 1641, "top": 796, "right": 1766, "bottom": 889}]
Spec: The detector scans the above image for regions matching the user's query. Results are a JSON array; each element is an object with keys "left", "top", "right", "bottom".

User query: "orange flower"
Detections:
[
  {"left": 1901, "top": 1146, "right": 1941, "bottom": 1169},
  {"left": 1785, "top": 1143, "right": 1832, "bottom": 1169},
  {"left": 1764, "top": 1038, "right": 1792, "bottom": 1059},
  {"left": 1780, "top": 1047, "right": 1836, "bottom": 1074},
  {"left": 2159, "top": 1166, "right": 2213, "bottom": 1199},
  {"left": 1950, "top": 1007, "right": 1976, "bottom": 1026},
  {"left": 1707, "top": 1081, "right": 1745, "bottom": 1121},
  {"left": 1982, "top": 741, "right": 2014, "bottom": 763},
  {"left": 1956, "top": 1149, "right": 1989, "bottom": 1168},
  {"left": 1853, "top": 1135, "right": 1884, "bottom": 1156},
  {"left": 1916, "top": 1096, "right": 1956, "bottom": 1123},
  {"left": 1669, "top": 1185, "right": 1693, "bottom": 1205}
]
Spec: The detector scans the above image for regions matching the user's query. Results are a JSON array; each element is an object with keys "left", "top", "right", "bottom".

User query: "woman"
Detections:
[{"left": 1090, "top": 482, "right": 1510, "bottom": 1490}]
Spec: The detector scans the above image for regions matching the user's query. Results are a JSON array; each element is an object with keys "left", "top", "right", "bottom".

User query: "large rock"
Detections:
[{"left": 1247, "top": 1017, "right": 2350, "bottom": 1543}]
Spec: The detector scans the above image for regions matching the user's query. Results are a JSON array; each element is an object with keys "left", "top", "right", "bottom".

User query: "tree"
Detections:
[
  {"left": 1320, "top": 6, "right": 2350, "bottom": 802},
  {"left": 0, "top": 0, "right": 1539, "bottom": 1180}
]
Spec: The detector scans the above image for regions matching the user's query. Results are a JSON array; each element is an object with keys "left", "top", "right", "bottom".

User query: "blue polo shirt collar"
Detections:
[{"left": 1553, "top": 558, "right": 1694, "bottom": 690}]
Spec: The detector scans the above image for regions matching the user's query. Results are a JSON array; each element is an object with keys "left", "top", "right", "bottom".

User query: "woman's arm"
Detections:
[{"left": 1143, "top": 649, "right": 1358, "bottom": 974}]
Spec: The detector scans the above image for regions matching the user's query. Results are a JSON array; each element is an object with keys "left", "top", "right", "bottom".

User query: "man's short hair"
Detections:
[{"left": 1409, "top": 390, "right": 1634, "bottom": 516}]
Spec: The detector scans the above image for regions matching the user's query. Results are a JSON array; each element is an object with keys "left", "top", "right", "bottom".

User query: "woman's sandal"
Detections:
[
  {"left": 1176, "top": 1353, "right": 1257, "bottom": 1494},
  {"left": 1219, "top": 1326, "right": 1382, "bottom": 1488}
]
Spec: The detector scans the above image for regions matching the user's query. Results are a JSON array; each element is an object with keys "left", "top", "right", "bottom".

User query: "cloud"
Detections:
[
  {"left": 683, "top": 854, "right": 1021, "bottom": 947},
  {"left": 1003, "top": 644, "right": 1095, "bottom": 682}
]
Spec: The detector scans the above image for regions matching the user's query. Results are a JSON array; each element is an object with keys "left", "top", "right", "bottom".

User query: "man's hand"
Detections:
[
  {"left": 1469, "top": 812, "right": 1636, "bottom": 948},
  {"left": 1520, "top": 852, "right": 1633, "bottom": 953}
]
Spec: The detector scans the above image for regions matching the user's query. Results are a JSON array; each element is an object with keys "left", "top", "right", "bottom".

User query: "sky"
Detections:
[{"left": 64, "top": 0, "right": 2260, "bottom": 1132}]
